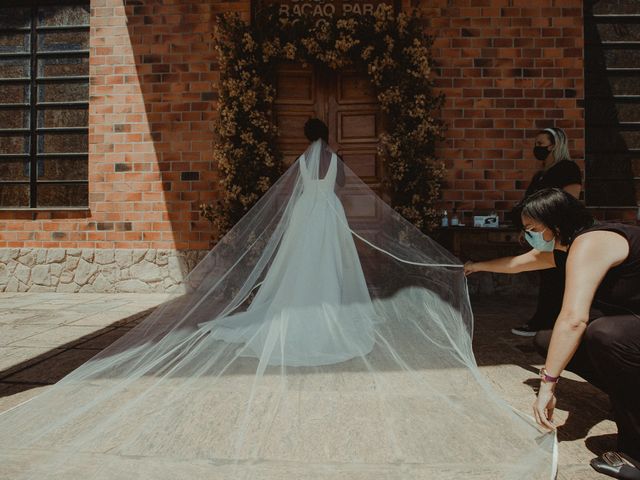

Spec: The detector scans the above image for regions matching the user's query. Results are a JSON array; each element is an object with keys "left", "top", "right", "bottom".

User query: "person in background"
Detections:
[
  {"left": 511, "top": 127, "right": 582, "bottom": 337},
  {"left": 465, "top": 188, "right": 640, "bottom": 480}
]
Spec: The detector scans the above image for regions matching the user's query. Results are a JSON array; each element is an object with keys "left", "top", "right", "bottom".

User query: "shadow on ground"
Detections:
[
  {"left": 0, "top": 307, "right": 155, "bottom": 398},
  {"left": 0, "top": 294, "right": 617, "bottom": 463},
  {"left": 472, "top": 295, "right": 614, "bottom": 458}
]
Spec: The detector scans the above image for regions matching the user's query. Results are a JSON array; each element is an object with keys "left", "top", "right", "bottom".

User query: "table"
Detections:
[{"left": 432, "top": 225, "right": 529, "bottom": 262}]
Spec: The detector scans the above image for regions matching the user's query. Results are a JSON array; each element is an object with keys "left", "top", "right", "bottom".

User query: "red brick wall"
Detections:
[
  {"left": 0, "top": 0, "right": 585, "bottom": 249},
  {"left": 419, "top": 0, "right": 585, "bottom": 224},
  {"left": 0, "top": 0, "right": 249, "bottom": 250}
]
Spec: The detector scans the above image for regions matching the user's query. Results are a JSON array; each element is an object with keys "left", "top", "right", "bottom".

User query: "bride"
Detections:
[
  {"left": 198, "top": 134, "right": 376, "bottom": 366},
  {"left": 0, "top": 127, "right": 557, "bottom": 479}
]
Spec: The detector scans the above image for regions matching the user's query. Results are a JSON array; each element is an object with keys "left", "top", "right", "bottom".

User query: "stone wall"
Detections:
[
  {"left": 0, "top": 247, "right": 537, "bottom": 296},
  {"left": 0, "top": 249, "right": 207, "bottom": 293}
]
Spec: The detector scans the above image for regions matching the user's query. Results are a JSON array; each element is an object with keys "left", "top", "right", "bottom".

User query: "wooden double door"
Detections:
[{"left": 273, "top": 62, "right": 384, "bottom": 195}]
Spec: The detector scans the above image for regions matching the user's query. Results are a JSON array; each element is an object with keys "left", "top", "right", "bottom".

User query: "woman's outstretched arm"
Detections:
[{"left": 464, "top": 249, "right": 555, "bottom": 276}]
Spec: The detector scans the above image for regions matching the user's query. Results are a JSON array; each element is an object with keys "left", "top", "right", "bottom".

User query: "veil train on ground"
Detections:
[{"left": 0, "top": 139, "right": 556, "bottom": 479}]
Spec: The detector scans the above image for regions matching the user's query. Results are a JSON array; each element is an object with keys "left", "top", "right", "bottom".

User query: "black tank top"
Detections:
[{"left": 554, "top": 223, "right": 640, "bottom": 315}]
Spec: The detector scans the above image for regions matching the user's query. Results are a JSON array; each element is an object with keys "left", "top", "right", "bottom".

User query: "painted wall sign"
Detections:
[{"left": 253, "top": 0, "right": 398, "bottom": 21}]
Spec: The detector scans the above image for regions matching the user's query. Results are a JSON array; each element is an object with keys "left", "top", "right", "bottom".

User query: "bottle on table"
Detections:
[{"left": 451, "top": 209, "right": 459, "bottom": 226}]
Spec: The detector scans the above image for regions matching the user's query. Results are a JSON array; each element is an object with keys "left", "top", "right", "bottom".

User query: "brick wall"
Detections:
[
  {"left": 418, "top": 0, "right": 585, "bottom": 224},
  {"left": 0, "top": 0, "right": 586, "bottom": 251},
  {"left": 0, "top": 0, "right": 250, "bottom": 250}
]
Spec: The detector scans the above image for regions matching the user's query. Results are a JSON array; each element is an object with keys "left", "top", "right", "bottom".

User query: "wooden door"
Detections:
[
  {"left": 273, "top": 62, "right": 384, "bottom": 190},
  {"left": 273, "top": 62, "right": 385, "bottom": 222}
]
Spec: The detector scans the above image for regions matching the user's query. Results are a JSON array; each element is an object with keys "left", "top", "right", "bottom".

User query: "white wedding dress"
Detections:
[{"left": 199, "top": 151, "right": 376, "bottom": 366}]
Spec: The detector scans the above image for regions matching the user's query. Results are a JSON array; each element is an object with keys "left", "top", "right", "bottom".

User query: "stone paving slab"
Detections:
[
  {"left": 8, "top": 325, "right": 114, "bottom": 349},
  {"left": 0, "top": 382, "right": 49, "bottom": 413},
  {"left": 0, "top": 293, "right": 616, "bottom": 479},
  {"left": 471, "top": 297, "right": 615, "bottom": 480},
  {"left": 0, "top": 292, "right": 173, "bottom": 413},
  {"left": 0, "top": 346, "right": 64, "bottom": 372}
]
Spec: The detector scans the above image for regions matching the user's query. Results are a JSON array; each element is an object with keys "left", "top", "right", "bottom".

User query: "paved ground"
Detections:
[
  {"left": 0, "top": 292, "right": 173, "bottom": 413},
  {"left": 0, "top": 292, "right": 615, "bottom": 479},
  {"left": 471, "top": 297, "right": 616, "bottom": 480}
]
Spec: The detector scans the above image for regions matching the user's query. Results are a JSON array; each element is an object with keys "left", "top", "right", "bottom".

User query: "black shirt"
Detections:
[
  {"left": 525, "top": 160, "right": 582, "bottom": 198},
  {"left": 554, "top": 223, "right": 640, "bottom": 315},
  {"left": 511, "top": 160, "right": 582, "bottom": 226}
]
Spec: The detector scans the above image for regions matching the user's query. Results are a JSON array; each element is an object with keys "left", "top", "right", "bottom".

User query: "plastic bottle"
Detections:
[
  {"left": 489, "top": 210, "right": 499, "bottom": 228},
  {"left": 451, "top": 209, "right": 459, "bottom": 226},
  {"left": 441, "top": 210, "right": 449, "bottom": 227}
]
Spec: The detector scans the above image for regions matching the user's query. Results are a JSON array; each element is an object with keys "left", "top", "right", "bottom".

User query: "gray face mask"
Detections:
[{"left": 524, "top": 228, "right": 555, "bottom": 252}]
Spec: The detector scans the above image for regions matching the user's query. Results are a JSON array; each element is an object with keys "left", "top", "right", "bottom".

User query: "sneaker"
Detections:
[{"left": 511, "top": 324, "right": 538, "bottom": 337}]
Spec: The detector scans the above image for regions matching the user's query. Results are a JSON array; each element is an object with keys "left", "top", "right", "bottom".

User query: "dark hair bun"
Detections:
[{"left": 304, "top": 118, "right": 329, "bottom": 142}]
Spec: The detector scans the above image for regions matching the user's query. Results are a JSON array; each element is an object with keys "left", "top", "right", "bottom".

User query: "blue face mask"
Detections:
[{"left": 524, "top": 228, "right": 555, "bottom": 252}]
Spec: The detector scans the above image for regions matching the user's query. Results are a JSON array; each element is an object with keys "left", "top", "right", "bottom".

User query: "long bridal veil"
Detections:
[{"left": 0, "top": 139, "right": 555, "bottom": 479}]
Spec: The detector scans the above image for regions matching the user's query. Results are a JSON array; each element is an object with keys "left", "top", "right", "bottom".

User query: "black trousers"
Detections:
[
  {"left": 528, "top": 268, "right": 565, "bottom": 330},
  {"left": 534, "top": 314, "right": 640, "bottom": 460}
]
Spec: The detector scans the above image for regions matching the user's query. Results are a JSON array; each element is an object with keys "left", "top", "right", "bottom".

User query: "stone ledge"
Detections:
[
  {"left": 0, "top": 249, "right": 208, "bottom": 294},
  {"left": 0, "top": 248, "right": 538, "bottom": 296}
]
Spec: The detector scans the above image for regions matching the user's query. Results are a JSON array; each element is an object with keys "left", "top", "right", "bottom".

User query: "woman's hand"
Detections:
[
  {"left": 533, "top": 382, "right": 557, "bottom": 431},
  {"left": 464, "top": 261, "right": 480, "bottom": 276}
]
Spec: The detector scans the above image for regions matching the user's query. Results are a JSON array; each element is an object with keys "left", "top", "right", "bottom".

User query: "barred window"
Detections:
[
  {"left": 584, "top": 3, "right": 640, "bottom": 208},
  {"left": 0, "top": 1, "right": 89, "bottom": 209}
]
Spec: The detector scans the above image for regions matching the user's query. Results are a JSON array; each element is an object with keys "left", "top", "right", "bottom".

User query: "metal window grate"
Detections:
[
  {"left": 584, "top": 2, "right": 640, "bottom": 208},
  {"left": 0, "top": 0, "right": 89, "bottom": 209}
]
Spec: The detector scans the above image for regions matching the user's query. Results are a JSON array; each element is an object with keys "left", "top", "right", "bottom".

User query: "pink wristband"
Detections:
[{"left": 539, "top": 367, "right": 559, "bottom": 384}]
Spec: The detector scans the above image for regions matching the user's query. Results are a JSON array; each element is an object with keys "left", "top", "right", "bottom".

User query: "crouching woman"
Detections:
[{"left": 465, "top": 188, "right": 640, "bottom": 479}]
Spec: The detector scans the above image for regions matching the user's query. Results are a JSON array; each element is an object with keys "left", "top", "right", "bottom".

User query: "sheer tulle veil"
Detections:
[{"left": 0, "top": 139, "right": 556, "bottom": 479}]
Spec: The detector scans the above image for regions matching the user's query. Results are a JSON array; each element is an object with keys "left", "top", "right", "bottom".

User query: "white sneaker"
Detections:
[{"left": 511, "top": 324, "right": 537, "bottom": 337}]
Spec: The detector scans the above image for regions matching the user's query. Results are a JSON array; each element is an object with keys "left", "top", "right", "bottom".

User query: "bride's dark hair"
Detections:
[{"left": 304, "top": 118, "right": 329, "bottom": 142}]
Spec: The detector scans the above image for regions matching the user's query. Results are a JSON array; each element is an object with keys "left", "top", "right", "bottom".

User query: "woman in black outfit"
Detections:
[
  {"left": 466, "top": 188, "right": 640, "bottom": 479},
  {"left": 511, "top": 127, "right": 582, "bottom": 337}
]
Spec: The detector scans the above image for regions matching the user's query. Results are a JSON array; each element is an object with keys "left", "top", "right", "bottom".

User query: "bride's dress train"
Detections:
[
  {"left": 199, "top": 151, "right": 376, "bottom": 366},
  {"left": 0, "top": 139, "right": 557, "bottom": 480}
]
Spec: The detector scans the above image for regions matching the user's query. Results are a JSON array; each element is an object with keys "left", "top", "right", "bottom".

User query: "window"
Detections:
[
  {"left": 584, "top": 3, "right": 640, "bottom": 208},
  {"left": 0, "top": 1, "right": 89, "bottom": 209}
]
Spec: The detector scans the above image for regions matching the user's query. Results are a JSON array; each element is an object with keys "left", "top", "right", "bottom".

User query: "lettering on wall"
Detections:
[{"left": 253, "top": 0, "right": 397, "bottom": 22}]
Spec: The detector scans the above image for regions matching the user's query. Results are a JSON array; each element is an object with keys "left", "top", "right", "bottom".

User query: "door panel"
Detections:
[
  {"left": 338, "top": 72, "right": 378, "bottom": 104},
  {"left": 274, "top": 69, "right": 315, "bottom": 104},
  {"left": 337, "top": 148, "right": 380, "bottom": 182},
  {"left": 274, "top": 62, "right": 318, "bottom": 167},
  {"left": 329, "top": 67, "right": 383, "bottom": 193},
  {"left": 337, "top": 110, "right": 380, "bottom": 143}
]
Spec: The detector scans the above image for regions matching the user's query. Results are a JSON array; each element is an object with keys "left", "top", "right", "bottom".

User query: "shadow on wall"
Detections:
[{"left": 120, "top": 2, "right": 224, "bottom": 250}]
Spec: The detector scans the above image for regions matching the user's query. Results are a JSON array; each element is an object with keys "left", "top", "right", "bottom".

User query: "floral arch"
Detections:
[{"left": 202, "top": 6, "right": 445, "bottom": 239}]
